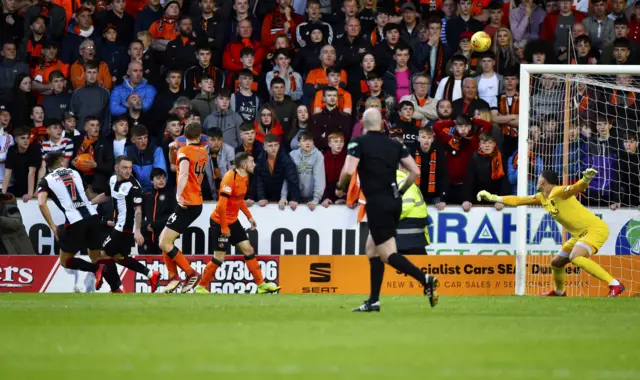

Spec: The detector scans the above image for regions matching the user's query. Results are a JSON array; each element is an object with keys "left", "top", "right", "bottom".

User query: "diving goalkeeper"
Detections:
[{"left": 477, "top": 169, "right": 625, "bottom": 297}]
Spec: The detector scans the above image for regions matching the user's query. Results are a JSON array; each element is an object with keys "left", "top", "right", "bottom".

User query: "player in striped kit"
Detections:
[
  {"left": 91, "top": 156, "right": 161, "bottom": 293},
  {"left": 36, "top": 151, "right": 116, "bottom": 289}
]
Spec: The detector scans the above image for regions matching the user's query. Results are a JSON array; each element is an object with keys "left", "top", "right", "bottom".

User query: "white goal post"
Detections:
[{"left": 515, "top": 64, "right": 640, "bottom": 296}]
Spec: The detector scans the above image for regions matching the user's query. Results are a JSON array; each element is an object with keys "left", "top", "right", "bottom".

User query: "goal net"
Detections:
[{"left": 516, "top": 64, "right": 640, "bottom": 297}]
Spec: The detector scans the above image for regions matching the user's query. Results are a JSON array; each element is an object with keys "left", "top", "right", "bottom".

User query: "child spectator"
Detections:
[
  {"left": 571, "top": 35, "right": 600, "bottom": 64},
  {"left": 0, "top": 110, "right": 14, "bottom": 189},
  {"left": 464, "top": 133, "right": 509, "bottom": 211},
  {"left": 619, "top": 132, "right": 639, "bottom": 207},
  {"left": 100, "top": 25, "right": 129, "bottom": 83},
  {"left": 202, "top": 127, "right": 235, "bottom": 200},
  {"left": 253, "top": 104, "right": 284, "bottom": 144},
  {"left": 416, "top": 127, "right": 449, "bottom": 209},
  {"left": 190, "top": 74, "right": 216, "bottom": 119},
  {"left": 236, "top": 122, "right": 264, "bottom": 159},
  {"left": 141, "top": 168, "right": 176, "bottom": 255},
  {"left": 313, "top": 66, "right": 353, "bottom": 115},
  {"left": 285, "top": 131, "right": 326, "bottom": 211},
  {"left": 29, "top": 105, "right": 47, "bottom": 145},
  {"left": 265, "top": 49, "right": 303, "bottom": 102},
  {"left": 202, "top": 89, "right": 243, "bottom": 148},
  {"left": 433, "top": 114, "right": 493, "bottom": 205},
  {"left": 231, "top": 69, "right": 261, "bottom": 124},
  {"left": 2, "top": 126, "right": 39, "bottom": 201},
  {"left": 322, "top": 131, "right": 346, "bottom": 207},
  {"left": 289, "top": 105, "right": 311, "bottom": 150},
  {"left": 253, "top": 133, "right": 300, "bottom": 209},
  {"left": 41, "top": 70, "right": 71, "bottom": 121},
  {"left": 393, "top": 101, "right": 421, "bottom": 152}
]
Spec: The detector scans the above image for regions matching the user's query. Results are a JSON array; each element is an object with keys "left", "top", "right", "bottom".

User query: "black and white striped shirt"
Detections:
[
  {"left": 106, "top": 175, "right": 143, "bottom": 233},
  {"left": 37, "top": 168, "right": 97, "bottom": 225}
]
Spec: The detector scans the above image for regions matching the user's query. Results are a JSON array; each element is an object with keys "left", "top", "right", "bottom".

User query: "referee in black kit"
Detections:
[{"left": 336, "top": 108, "right": 438, "bottom": 312}]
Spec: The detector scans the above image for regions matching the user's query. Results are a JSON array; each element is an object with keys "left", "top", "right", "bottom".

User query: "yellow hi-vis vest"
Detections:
[{"left": 397, "top": 170, "right": 431, "bottom": 246}]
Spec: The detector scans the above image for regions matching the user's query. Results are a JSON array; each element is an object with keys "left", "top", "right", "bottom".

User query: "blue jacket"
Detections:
[
  {"left": 110, "top": 77, "right": 157, "bottom": 116},
  {"left": 507, "top": 150, "right": 544, "bottom": 195},
  {"left": 125, "top": 142, "right": 167, "bottom": 191}
]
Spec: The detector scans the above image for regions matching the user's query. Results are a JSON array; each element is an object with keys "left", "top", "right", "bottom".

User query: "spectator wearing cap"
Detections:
[
  {"left": 70, "top": 38, "right": 112, "bottom": 90},
  {"left": 2, "top": 126, "right": 39, "bottom": 201},
  {"left": 1, "top": 0, "right": 24, "bottom": 47},
  {"left": 166, "top": 15, "right": 200, "bottom": 71},
  {"left": 0, "top": 192, "right": 35, "bottom": 254},
  {"left": 0, "top": 42, "right": 29, "bottom": 97},
  {"left": 41, "top": 70, "right": 71, "bottom": 121},
  {"left": 223, "top": 19, "right": 266, "bottom": 74},
  {"left": 110, "top": 60, "right": 157, "bottom": 116},
  {"left": 192, "top": 0, "right": 228, "bottom": 67},
  {"left": 19, "top": 15, "right": 46, "bottom": 68},
  {"left": 262, "top": 0, "right": 303, "bottom": 48},
  {"left": 334, "top": 18, "right": 372, "bottom": 82},
  {"left": 445, "top": 31, "right": 478, "bottom": 76},
  {"left": 582, "top": 0, "right": 614, "bottom": 54},
  {"left": 134, "top": 0, "right": 162, "bottom": 35},
  {"left": 539, "top": 1, "right": 580, "bottom": 59},
  {"left": 296, "top": 0, "right": 334, "bottom": 48},
  {"left": 24, "top": 0, "right": 66, "bottom": 41},
  {"left": 445, "top": 0, "right": 484, "bottom": 50},
  {"left": 374, "top": 23, "right": 401, "bottom": 74},
  {"left": 303, "top": 45, "right": 347, "bottom": 102},
  {"left": 125, "top": 124, "right": 167, "bottom": 191},
  {"left": 31, "top": 40, "right": 70, "bottom": 97},
  {"left": 99, "top": 24, "right": 129, "bottom": 83},
  {"left": 183, "top": 45, "right": 225, "bottom": 98},
  {"left": 95, "top": 0, "right": 134, "bottom": 46},
  {"left": 509, "top": 0, "right": 546, "bottom": 43},
  {"left": 399, "top": 2, "right": 420, "bottom": 46},
  {"left": 61, "top": 6, "right": 102, "bottom": 64},
  {"left": 149, "top": 0, "right": 181, "bottom": 51},
  {"left": 452, "top": 78, "right": 490, "bottom": 118},
  {"left": 37, "top": 118, "right": 74, "bottom": 183},
  {"left": 265, "top": 49, "right": 303, "bottom": 102},
  {"left": 70, "top": 61, "right": 111, "bottom": 132}
]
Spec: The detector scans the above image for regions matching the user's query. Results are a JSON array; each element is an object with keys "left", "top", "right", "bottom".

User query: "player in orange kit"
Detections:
[
  {"left": 194, "top": 152, "right": 280, "bottom": 294},
  {"left": 158, "top": 123, "right": 208, "bottom": 293}
]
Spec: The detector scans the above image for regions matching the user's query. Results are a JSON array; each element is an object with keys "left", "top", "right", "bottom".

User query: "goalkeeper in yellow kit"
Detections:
[{"left": 477, "top": 169, "right": 625, "bottom": 297}]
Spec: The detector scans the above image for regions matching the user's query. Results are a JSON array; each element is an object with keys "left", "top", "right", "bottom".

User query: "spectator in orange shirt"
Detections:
[
  {"left": 149, "top": 0, "right": 181, "bottom": 51},
  {"left": 31, "top": 40, "right": 69, "bottom": 97},
  {"left": 313, "top": 66, "right": 353, "bottom": 115},
  {"left": 261, "top": 0, "right": 303, "bottom": 48},
  {"left": 303, "top": 44, "right": 347, "bottom": 101},
  {"left": 70, "top": 39, "right": 112, "bottom": 90}
]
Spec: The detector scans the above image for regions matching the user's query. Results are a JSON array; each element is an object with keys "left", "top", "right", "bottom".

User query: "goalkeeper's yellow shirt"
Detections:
[{"left": 502, "top": 180, "right": 607, "bottom": 236}]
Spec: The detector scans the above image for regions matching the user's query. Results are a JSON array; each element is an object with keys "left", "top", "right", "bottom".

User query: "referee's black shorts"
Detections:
[{"left": 366, "top": 196, "right": 402, "bottom": 245}]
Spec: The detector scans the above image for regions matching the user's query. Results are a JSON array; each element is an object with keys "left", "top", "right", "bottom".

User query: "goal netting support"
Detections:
[{"left": 516, "top": 64, "right": 640, "bottom": 296}]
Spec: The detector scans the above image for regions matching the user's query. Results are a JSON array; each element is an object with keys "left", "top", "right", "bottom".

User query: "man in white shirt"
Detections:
[{"left": 474, "top": 51, "right": 503, "bottom": 108}]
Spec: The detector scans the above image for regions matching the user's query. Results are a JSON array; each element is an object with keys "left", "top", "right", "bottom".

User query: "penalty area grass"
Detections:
[{"left": 0, "top": 294, "right": 638, "bottom": 380}]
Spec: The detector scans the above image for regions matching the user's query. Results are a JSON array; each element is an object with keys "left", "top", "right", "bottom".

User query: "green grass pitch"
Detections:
[{"left": 1, "top": 294, "right": 639, "bottom": 380}]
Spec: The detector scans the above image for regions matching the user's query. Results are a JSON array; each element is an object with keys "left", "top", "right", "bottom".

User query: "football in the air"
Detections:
[{"left": 471, "top": 31, "right": 492, "bottom": 52}]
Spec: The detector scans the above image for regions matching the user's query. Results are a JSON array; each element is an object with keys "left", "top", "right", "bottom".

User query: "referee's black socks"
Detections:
[
  {"left": 387, "top": 253, "right": 427, "bottom": 288},
  {"left": 369, "top": 257, "right": 384, "bottom": 303}
]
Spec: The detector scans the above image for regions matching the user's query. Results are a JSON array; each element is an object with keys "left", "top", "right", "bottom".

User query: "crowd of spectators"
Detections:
[{"left": 0, "top": 0, "right": 639, "bottom": 251}]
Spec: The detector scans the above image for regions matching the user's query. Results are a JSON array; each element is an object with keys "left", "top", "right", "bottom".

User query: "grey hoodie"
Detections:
[
  {"left": 191, "top": 92, "right": 216, "bottom": 119},
  {"left": 202, "top": 108, "right": 243, "bottom": 148},
  {"left": 282, "top": 147, "right": 326, "bottom": 203}
]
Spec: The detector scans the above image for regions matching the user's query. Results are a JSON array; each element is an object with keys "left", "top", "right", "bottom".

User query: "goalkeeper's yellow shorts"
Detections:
[{"left": 560, "top": 226, "right": 610, "bottom": 256}]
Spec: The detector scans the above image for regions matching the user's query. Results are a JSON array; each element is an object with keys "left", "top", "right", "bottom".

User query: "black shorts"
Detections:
[
  {"left": 58, "top": 215, "right": 102, "bottom": 253},
  {"left": 103, "top": 230, "right": 135, "bottom": 257},
  {"left": 210, "top": 219, "right": 248, "bottom": 251},
  {"left": 165, "top": 205, "right": 202, "bottom": 234},
  {"left": 366, "top": 196, "right": 402, "bottom": 245}
]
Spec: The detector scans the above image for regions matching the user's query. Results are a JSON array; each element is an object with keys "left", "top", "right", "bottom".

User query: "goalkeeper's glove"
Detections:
[
  {"left": 477, "top": 190, "right": 500, "bottom": 203},
  {"left": 581, "top": 168, "right": 598, "bottom": 184}
]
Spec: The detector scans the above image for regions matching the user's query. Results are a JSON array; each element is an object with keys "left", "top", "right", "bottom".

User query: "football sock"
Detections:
[
  {"left": 118, "top": 257, "right": 151, "bottom": 278},
  {"left": 162, "top": 252, "right": 178, "bottom": 279},
  {"left": 571, "top": 256, "right": 615, "bottom": 284},
  {"left": 368, "top": 257, "right": 384, "bottom": 304},
  {"left": 168, "top": 247, "right": 194, "bottom": 276},
  {"left": 245, "top": 254, "right": 264, "bottom": 285},
  {"left": 199, "top": 258, "right": 222, "bottom": 287},
  {"left": 387, "top": 253, "right": 427, "bottom": 287},
  {"left": 551, "top": 265, "right": 566, "bottom": 294},
  {"left": 102, "top": 262, "right": 122, "bottom": 292},
  {"left": 65, "top": 257, "right": 99, "bottom": 273}
]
